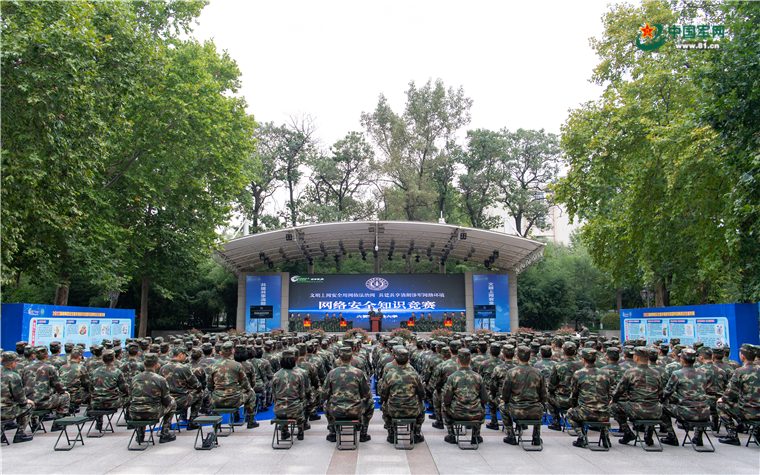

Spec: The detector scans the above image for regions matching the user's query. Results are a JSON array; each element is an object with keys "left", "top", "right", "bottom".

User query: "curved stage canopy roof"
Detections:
[{"left": 214, "top": 220, "right": 545, "bottom": 275}]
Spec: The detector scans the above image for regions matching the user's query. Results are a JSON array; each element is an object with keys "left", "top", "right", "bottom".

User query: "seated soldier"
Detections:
[
  {"left": 696, "top": 347, "right": 728, "bottom": 434},
  {"left": 208, "top": 341, "right": 258, "bottom": 429},
  {"left": 59, "top": 349, "right": 90, "bottom": 415},
  {"left": 1, "top": 352, "right": 34, "bottom": 442},
  {"left": 271, "top": 349, "right": 306, "bottom": 440},
  {"left": 442, "top": 349, "right": 488, "bottom": 445},
  {"left": 23, "top": 346, "right": 70, "bottom": 432},
  {"left": 611, "top": 346, "right": 665, "bottom": 446},
  {"left": 89, "top": 349, "right": 129, "bottom": 431},
  {"left": 659, "top": 348, "right": 710, "bottom": 446},
  {"left": 501, "top": 346, "right": 547, "bottom": 446},
  {"left": 159, "top": 347, "right": 202, "bottom": 430},
  {"left": 547, "top": 342, "right": 583, "bottom": 431},
  {"left": 380, "top": 347, "right": 425, "bottom": 444},
  {"left": 129, "top": 353, "right": 176, "bottom": 443},
  {"left": 321, "top": 346, "right": 373, "bottom": 443},
  {"left": 717, "top": 343, "right": 760, "bottom": 445},
  {"left": 567, "top": 348, "right": 613, "bottom": 448}
]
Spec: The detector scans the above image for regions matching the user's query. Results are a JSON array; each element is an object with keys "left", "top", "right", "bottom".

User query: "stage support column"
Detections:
[
  {"left": 308, "top": 260, "right": 314, "bottom": 274},
  {"left": 374, "top": 254, "right": 380, "bottom": 274},
  {"left": 508, "top": 269, "right": 518, "bottom": 332},
  {"left": 236, "top": 273, "right": 246, "bottom": 330}
]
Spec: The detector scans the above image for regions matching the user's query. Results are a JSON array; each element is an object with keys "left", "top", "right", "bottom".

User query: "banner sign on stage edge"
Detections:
[
  {"left": 1, "top": 303, "right": 134, "bottom": 352},
  {"left": 288, "top": 274, "right": 465, "bottom": 330}
]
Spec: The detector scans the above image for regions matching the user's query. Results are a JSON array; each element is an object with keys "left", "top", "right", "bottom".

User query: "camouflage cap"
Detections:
[
  {"left": 623, "top": 345, "right": 635, "bottom": 356},
  {"left": 698, "top": 346, "right": 712, "bottom": 357},
  {"left": 440, "top": 346, "right": 451, "bottom": 357},
  {"left": 264, "top": 340, "right": 274, "bottom": 348},
  {"left": 670, "top": 338, "right": 680, "bottom": 345},
  {"left": 2, "top": 351, "right": 18, "bottom": 363},
  {"left": 282, "top": 349, "right": 295, "bottom": 357},
  {"left": 449, "top": 340, "right": 462, "bottom": 350},
  {"left": 160, "top": 342, "right": 170, "bottom": 350},
  {"left": 634, "top": 346, "right": 649, "bottom": 358},
  {"left": 149, "top": 344, "right": 160, "bottom": 352},
  {"left": 659, "top": 343, "right": 670, "bottom": 351},
  {"left": 338, "top": 347, "right": 352, "bottom": 358},
  {"left": 605, "top": 347, "right": 621, "bottom": 357},
  {"left": 740, "top": 343, "right": 756, "bottom": 358},
  {"left": 64, "top": 342, "right": 75, "bottom": 351},
  {"left": 393, "top": 347, "right": 409, "bottom": 358},
  {"left": 113, "top": 338, "right": 122, "bottom": 346},
  {"left": 173, "top": 346, "right": 188, "bottom": 356},
  {"left": 127, "top": 342, "right": 139, "bottom": 350},
  {"left": 490, "top": 342, "right": 501, "bottom": 351},
  {"left": 50, "top": 341, "right": 62, "bottom": 349},
  {"left": 681, "top": 348, "right": 697, "bottom": 360},
  {"left": 530, "top": 341, "right": 541, "bottom": 349},
  {"left": 102, "top": 349, "right": 115, "bottom": 359},
  {"left": 296, "top": 343, "right": 307, "bottom": 356},
  {"left": 34, "top": 346, "right": 48, "bottom": 357},
  {"left": 693, "top": 341, "right": 704, "bottom": 349},
  {"left": 190, "top": 349, "right": 202, "bottom": 359},
  {"left": 201, "top": 342, "right": 212, "bottom": 349},
  {"left": 539, "top": 345, "right": 552, "bottom": 357},
  {"left": 70, "top": 349, "right": 83, "bottom": 359},
  {"left": 143, "top": 353, "right": 159, "bottom": 366},
  {"left": 220, "top": 341, "right": 234, "bottom": 352},
  {"left": 516, "top": 345, "right": 531, "bottom": 361}
]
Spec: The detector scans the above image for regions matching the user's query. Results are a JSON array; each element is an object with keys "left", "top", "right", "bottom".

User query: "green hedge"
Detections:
[{"left": 601, "top": 312, "right": 620, "bottom": 330}]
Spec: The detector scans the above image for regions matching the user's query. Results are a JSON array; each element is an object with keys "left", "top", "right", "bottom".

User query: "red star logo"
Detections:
[{"left": 640, "top": 23, "right": 655, "bottom": 39}]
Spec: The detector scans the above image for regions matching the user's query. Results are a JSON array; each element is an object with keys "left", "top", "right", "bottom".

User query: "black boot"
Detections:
[
  {"left": 387, "top": 430, "right": 395, "bottom": 444},
  {"left": 247, "top": 415, "right": 259, "bottom": 429},
  {"left": 96, "top": 417, "right": 103, "bottom": 432},
  {"left": 719, "top": 426, "right": 740, "bottom": 446},
  {"left": 185, "top": 419, "right": 200, "bottom": 431},
  {"left": 547, "top": 421, "right": 562, "bottom": 431},
  {"left": 135, "top": 427, "right": 145, "bottom": 444},
  {"left": 326, "top": 425, "right": 337, "bottom": 442},
  {"left": 359, "top": 425, "right": 371, "bottom": 442},
  {"left": 532, "top": 427, "right": 542, "bottom": 446},
  {"left": 572, "top": 435, "right": 587, "bottom": 448},
  {"left": 486, "top": 421, "right": 500, "bottom": 431},
  {"left": 661, "top": 433, "right": 679, "bottom": 446},
  {"left": 13, "top": 430, "right": 33, "bottom": 443},
  {"left": 692, "top": 428, "right": 704, "bottom": 447},
  {"left": 503, "top": 425, "right": 518, "bottom": 445},
  {"left": 413, "top": 432, "right": 425, "bottom": 443},
  {"left": 5, "top": 421, "right": 18, "bottom": 430},
  {"left": 159, "top": 432, "right": 176, "bottom": 443},
  {"left": 619, "top": 426, "right": 636, "bottom": 445},
  {"left": 296, "top": 428, "right": 304, "bottom": 441},
  {"left": 644, "top": 426, "right": 655, "bottom": 446},
  {"left": 432, "top": 420, "right": 444, "bottom": 429},
  {"left": 309, "top": 413, "right": 321, "bottom": 421},
  {"left": 444, "top": 426, "right": 457, "bottom": 444},
  {"left": 428, "top": 413, "right": 437, "bottom": 420}
]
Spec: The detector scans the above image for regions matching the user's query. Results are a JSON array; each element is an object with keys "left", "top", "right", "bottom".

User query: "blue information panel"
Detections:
[
  {"left": 288, "top": 274, "right": 465, "bottom": 330},
  {"left": 1, "top": 303, "right": 134, "bottom": 351},
  {"left": 472, "top": 274, "right": 510, "bottom": 332},
  {"left": 245, "top": 275, "right": 282, "bottom": 332},
  {"left": 621, "top": 303, "right": 759, "bottom": 363}
]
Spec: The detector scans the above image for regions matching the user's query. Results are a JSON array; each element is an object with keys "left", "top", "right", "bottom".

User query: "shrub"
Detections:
[
  {"left": 187, "top": 328, "right": 203, "bottom": 336},
  {"left": 600, "top": 312, "right": 620, "bottom": 330},
  {"left": 472, "top": 328, "right": 495, "bottom": 337},
  {"left": 227, "top": 329, "right": 245, "bottom": 337},
  {"left": 307, "top": 329, "right": 327, "bottom": 340},
  {"left": 515, "top": 326, "right": 535, "bottom": 334},
  {"left": 343, "top": 328, "right": 369, "bottom": 343},
  {"left": 430, "top": 328, "right": 454, "bottom": 340},
  {"left": 390, "top": 328, "right": 414, "bottom": 341},
  {"left": 270, "top": 328, "right": 284, "bottom": 338},
  {"left": 554, "top": 327, "right": 576, "bottom": 336}
]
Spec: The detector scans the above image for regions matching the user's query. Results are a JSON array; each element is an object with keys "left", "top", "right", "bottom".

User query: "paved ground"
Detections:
[{"left": 2, "top": 411, "right": 758, "bottom": 475}]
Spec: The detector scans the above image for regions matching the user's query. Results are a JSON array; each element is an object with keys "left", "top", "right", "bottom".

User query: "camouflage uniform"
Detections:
[
  {"left": 611, "top": 347, "right": 664, "bottom": 441},
  {"left": 567, "top": 350, "right": 612, "bottom": 437},
  {"left": 379, "top": 348, "right": 425, "bottom": 438},
  {"left": 717, "top": 344, "right": 760, "bottom": 443},
  {"left": 208, "top": 344, "right": 257, "bottom": 421},
  {"left": 296, "top": 344, "right": 319, "bottom": 421},
  {"left": 48, "top": 343, "right": 67, "bottom": 369},
  {"left": 500, "top": 347, "right": 547, "bottom": 444},
  {"left": 547, "top": 343, "right": 583, "bottom": 428},
  {"left": 129, "top": 354, "right": 176, "bottom": 437},
  {"left": 271, "top": 350, "right": 306, "bottom": 434},
  {"left": 321, "top": 347, "right": 373, "bottom": 440},
  {"left": 1, "top": 353, "right": 34, "bottom": 434},
  {"left": 90, "top": 352, "right": 129, "bottom": 412},
  {"left": 159, "top": 354, "right": 202, "bottom": 422},
  {"left": 442, "top": 350, "right": 487, "bottom": 442},
  {"left": 119, "top": 356, "right": 146, "bottom": 388},
  {"left": 59, "top": 352, "right": 91, "bottom": 412},
  {"left": 660, "top": 351, "right": 710, "bottom": 443},
  {"left": 430, "top": 347, "right": 458, "bottom": 428},
  {"left": 23, "top": 347, "right": 70, "bottom": 419},
  {"left": 696, "top": 348, "right": 729, "bottom": 430},
  {"left": 489, "top": 347, "right": 516, "bottom": 427}
]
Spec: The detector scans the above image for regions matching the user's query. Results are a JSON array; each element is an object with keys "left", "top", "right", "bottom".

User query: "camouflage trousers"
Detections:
[
  {"left": 661, "top": 403, "right": 710, "bottom": 436},
  {"left": 130, "top": 399, "right": 177, "bottom": 436},
  {"left": 611, "top": 401, "right": 662, "bottom": 433},
  {"left": 566, "top": 406, "right": 609, "bottom": 433},
  {"left": 274, "top": 405, "right": 304, "bottom": 431},
  {"left": 173, "top": 392, "right": 202, "bottom": 420},
  {"left": 433, "top": 391, "right": 443, "bottom": 422},
  {"left": 211, "top": 391, "right": 257, "bottom": 416},
  {"left": 498, "top": 402, "right": 543, "bottom": 429},
  {"left": 1, "top": 400, "right": 33, "bottom": 431},
  {"left": 325, "top": 398, "right": 374, "bottom": 429},
  {"left": 35, "top": 392, "right": 71, "bottom": 418},
  {"left": 68, "top": 389, "right": 90, "bottom": 413},
  {"left": 546, "top": 393, "right": 572, "bottom": 421},
  {"left": 717, "top": 400, "right": 760, "bottom": 431},
  {"left": 488, "top": 396, "right": 499, "bottom": 424},
  {"left": 381, "top": 403, "right": 424, "bottom": 435},
  {"left": 443, "top": 404, "right": 485, "bottom": 430},
  {"left": 90, "top": 395, "right": 126, "bottom": 411}
]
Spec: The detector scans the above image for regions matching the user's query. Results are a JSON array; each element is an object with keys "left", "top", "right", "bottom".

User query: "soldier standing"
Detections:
[
  {"left": 129, "top": 353, "right": 176, "bottom": 443},
  {"left": 611, "top": 347, "right": 665, "bottom": 446},
  {"left": 442, "top": 349, "right": 488, "bottom": 445},
  {"left": 717, "top": 344, "right": 760, "bottom": 445},
  {"left": 60, "top": 349, "right": 91, "bottom": 415},
  {"left": 567, "top": 348, "right": 613, "bottom": 448},
  {"left": 380, "top": 347, "right": 425, "bottom": 443},
  {"left": 501, "top": 346, "right": 547, "bottom": 446},
  {"left": 321, "top": 346, "right": 373, "bottom": 443},
  {"left": 159, "top": 347, "right": 202, "bottom": 430},
  {"left": 1, "top": 352, "right": 34, "bottom": 443}
]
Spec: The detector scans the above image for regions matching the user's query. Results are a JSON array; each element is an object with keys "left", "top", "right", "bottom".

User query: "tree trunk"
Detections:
[
  {"left": 54, "top": 273, "right": 70, "bottom": 306},
  {"left": 109, "top": 292, "right": 119, "bottom": 309},
  {"left": 616, "top": 288, "right": 623, "bottom": 311},
  {"left": 139, "top": 275, "right": 149, "bottom": 338},
  {"left": 655, "top": 282, "right": 667, "bottom": 307}
]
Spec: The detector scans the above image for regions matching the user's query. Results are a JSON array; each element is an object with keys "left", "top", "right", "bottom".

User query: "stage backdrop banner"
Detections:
[
  {"left": 245, "top": 275, "right": 282, "bottom": 332},
  {"left": 620, "top": 303, "right": 759, "bottom": 363},
  {"left": 288, "top": 274, "right": 465, "bottom": 329},
  {"left": 472, "top": 274, "right": 510, "bottom": 332},
  {"left": 1, "top": 303, "right": 134, "bottom": 352}
]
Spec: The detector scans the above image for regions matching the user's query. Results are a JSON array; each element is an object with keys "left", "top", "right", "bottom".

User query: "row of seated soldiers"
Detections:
[
  {"left": 0, "top": 332, "right": 378, "bottom": 445},
  {"left": 376, "top": 332, "right": 759, "bottom": 447}
]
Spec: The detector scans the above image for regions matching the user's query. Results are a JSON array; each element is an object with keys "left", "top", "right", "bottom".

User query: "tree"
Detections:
[
  {"left": 302, "top": 131, "right": 377, "bottom": 223},
  {"left": 496, "top": 128, "right": 561, "bottom": 237},
  {"left": 362, "top": 78, "right": 472, "bottom": 222},
  {"left": 552, "top": 1, "right": 733, "bottom": 306},
  {"left": 241, "top": 122, "right": 286, "bottom": 233}
]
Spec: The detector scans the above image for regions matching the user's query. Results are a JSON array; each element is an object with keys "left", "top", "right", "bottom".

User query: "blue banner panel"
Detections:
[
  {"left": 620, "top": 303, "right": 759, "bottom": 363},
  {"left": 1, "top": 303, "right": 134, "bottom": 352},
  {"left": 245, "top": 275, "right": 282, "bottom": 332},
  {"left": 288, "top": 274, "right": 465, "bottom": 330},
  {"left": 473, "top": 274, "right": 510, "bottom": 332}
]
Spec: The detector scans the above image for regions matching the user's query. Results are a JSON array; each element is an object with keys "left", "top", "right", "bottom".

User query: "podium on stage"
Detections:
[{"left": 370, "top": 315, "right": 381, "bottom": 333}]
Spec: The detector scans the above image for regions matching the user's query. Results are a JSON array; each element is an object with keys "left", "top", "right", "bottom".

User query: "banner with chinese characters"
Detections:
[
  {"left": 0, "top": 304, "right": 134, "bottom": 352},
  {"left": 288, "top": 274, "right": 465, "bottom": 330},
  {"left": 245, "top": 275, "right": 282, "bottom": 332}
]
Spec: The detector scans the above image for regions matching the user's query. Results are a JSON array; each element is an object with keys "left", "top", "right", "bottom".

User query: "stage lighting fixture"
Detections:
[
  {"left": 415, "top": 255, "right": 420, "bottom": 263},
  {"left": 429, "top": 257, "right": 433, "bottom": 262},
  {"left": 268, "top": 262, "right": 274, "bottom": 269},
  {"left": 460, "top": 232, "right": 467, "bottom": 240},
  {"left": 388, "top": 256, "right": 392, "bottom": 261},
  {"left": 489, "top": 256, "right": 495, "bottom": 264},
  {"left": 493, "top": 250, "right": 499, "bottom": 259},
  {"left": 361, "top": 255, "right": 366, "bottom": 261},
  {"left": 285, "top": 233, "right": 293, "bottom": 241},
  {"left": 259, "top": 253, "right": 265, "bottom": 260}
]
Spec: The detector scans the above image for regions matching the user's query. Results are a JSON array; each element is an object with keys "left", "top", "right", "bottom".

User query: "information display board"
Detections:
[
  {"left": 288, "top": 274, "right": 465, "bottom": 330},
  {"left": 1, "top": 303, "right": 134, "bottom": 351},
  {"left": 245, "top": 275, "right": 281, "bottom": 332},
  {"left": 621, "top": 303, "right": 759, "bottom": 363},
  {"left": 472, "top": 274, "right": 510, "bottom": 331}
]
